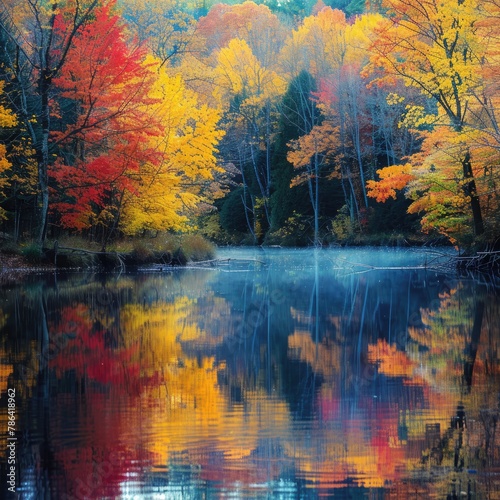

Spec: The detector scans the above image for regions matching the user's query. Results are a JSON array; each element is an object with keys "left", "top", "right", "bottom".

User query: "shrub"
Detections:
[
  {"left": 264, "top": 211, "right": 310, "bottom": 246},
  {"left": 197, "top": 213, "right": 237, "bottom": 245},
  {"left": 130, "top": 240, "right": 154, "bottom": 262},
  {"left": 180, "top": 234, "right": 215, "bottom": 261},
  {"left": 21, "top": 243, "right": 43, "bottom": 263},
  {"left": 330, "top": 206, "right": 359, "bottom": 243},
  {"left": 0, "top": 240, "right": 20, "bottom": 255}
]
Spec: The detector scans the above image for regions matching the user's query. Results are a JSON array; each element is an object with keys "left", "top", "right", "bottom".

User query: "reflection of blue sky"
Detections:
[{"left": 199, "top": 248, "right": 459, "bottom": 355}]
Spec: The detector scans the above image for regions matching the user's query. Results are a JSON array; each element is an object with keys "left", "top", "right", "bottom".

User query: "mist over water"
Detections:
[{"left": 1, "top": 247, "right": 499, "bottom": 498}]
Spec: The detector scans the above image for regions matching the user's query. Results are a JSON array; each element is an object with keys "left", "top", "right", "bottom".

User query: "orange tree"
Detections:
[{"left": 365, "top": 0, "right": 500, "bottom": 245}]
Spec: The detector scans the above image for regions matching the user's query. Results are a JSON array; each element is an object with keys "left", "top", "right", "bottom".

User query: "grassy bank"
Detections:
[{"left": 0, "top": 233, "right": 215, "bottom": 272}]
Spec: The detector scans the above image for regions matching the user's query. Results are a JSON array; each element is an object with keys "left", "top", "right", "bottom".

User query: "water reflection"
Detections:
[{"left": 1, "top": 248, "right": 499, "bottom": 498}]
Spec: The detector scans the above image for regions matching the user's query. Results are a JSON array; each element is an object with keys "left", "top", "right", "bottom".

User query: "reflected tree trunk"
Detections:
[{"left": 463, "top": 300, "right": 485, "bottom": 391}]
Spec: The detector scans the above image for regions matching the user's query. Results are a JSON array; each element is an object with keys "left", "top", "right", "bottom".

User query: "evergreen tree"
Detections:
[{"left": 269, "top": 71, "right": 317, "bottom": 235}]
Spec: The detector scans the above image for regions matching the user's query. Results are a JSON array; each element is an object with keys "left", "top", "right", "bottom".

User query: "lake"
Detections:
[{"left": 1, "top": 247, "right": 500, "bottom": 498}]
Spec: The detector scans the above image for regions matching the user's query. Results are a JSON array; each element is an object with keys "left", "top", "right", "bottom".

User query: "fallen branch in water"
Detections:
[
  {"left": 51, "top": 243, "right": 125, "bottom": 271},
  {"left": 56, "top": 245, "right": 120, "bottom": 256},
  {"left": 454, "top": 250, "right": 500, "bottom": 272},
  {"left": 337, "top": 263, "right": 443, "bottom": 273},
  {"left": 189, "top": 258, "right": 267, "bottom": 266},
  {"left": 333, "top": 255, "right": 455, "bottom": 273},
  {"left": 140, "top": 257, "right": 268, "bottom": 272}
]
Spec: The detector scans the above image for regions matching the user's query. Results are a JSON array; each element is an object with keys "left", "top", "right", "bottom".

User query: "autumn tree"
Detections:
[
  {"left": 197, "top": 1, "right": 287, "bottom": 65},
  {"left": 280, "top": 7, "right": 349, "bottom": 80},
  {"left": 49, "top": 3, "right": 165, "bottom": 244},
  {"left": 171, "top": 2, "right": 288, "bottom": 111},
  {"left": 316, "top": 68, "right": 371, "bottom": 229},
  {"left": 118, "top": 63, "right": 225, "bottom": 236},
  {"left": 193, "top": 3, "right": 289, "bottom": 241},
  {"left": 214, "top": 37, "right": 287, "bottom": 240},
  {"left": 0, "top": 9, "right": 39, "bottom": 240},
  {"left": 275, "top": 15, "right": 331, "bottom": 241},
  {"left": 0, "top": 0, "right": 102, "bottom": 244},
  {"left": 269, "top": 70, "right": 319, "bottom": 239},
  {"left": 0, "top": 81, "right": 17, "bottom": 221},
  {"left": 329, "top": 14, "right": 386, "bottom": 217},
  {"left": 282, "top": 10, "right": 385, "bottom": 234},
  {"left": 287, "top": 121, "right": 339, "bottom": 244},
  {"left": 366, "top": 0, "right": 491, "bottom": 241},
  {"left": 120, "top": 0, "right": 201, "bottom": 67},
  {"left": 49, "top": 3, "right": 224, "bottom": 244}
]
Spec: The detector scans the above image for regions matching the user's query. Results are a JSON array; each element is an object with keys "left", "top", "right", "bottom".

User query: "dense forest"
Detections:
[{"left": 1, "top": 0, "right": 500, "bottom": 251}]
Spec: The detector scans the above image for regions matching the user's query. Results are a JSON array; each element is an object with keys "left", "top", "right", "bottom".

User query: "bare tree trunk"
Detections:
[
  {"left": 249, "top": 141, "right": 270, "bottom": 226},
  {"left": 101, "top": 190, "right": 126, "bottom": 251},
  {"left": 313, "top": 151, "right": 319, "bottom": 245},
  {"left": 348, "top": 88, "right": 369, "bottom": 209},
  {"left": 241, "top": 167, "right": 257, "bottom": 243},
  {"left": 38, "top": 77, "right": 51, "bottom": 245}
]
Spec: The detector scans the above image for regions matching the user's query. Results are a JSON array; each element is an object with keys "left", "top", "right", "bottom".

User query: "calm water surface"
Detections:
[{"left": 1, "top": 247, "right": 500, "bottom": 498}]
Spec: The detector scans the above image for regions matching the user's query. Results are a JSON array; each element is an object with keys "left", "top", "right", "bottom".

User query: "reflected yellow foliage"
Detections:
[
  {"left": 119, "top": 296, "right": 292, "bottom": 465},
  {"left": 288, "top": 331, "right": 341, "bottom": 379},
  {"left": 144, "top": 369, "right": 292, "bottom": 464},
  {"left": 408, "top": 284, "right": 475, "bottom": 360}
]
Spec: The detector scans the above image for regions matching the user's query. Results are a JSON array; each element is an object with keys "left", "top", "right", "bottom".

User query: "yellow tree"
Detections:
[
  {"left": 197, "top": 1, "right": 286, "bottom": 67},
  {"left": 214, "top": 38, "right": 286, "bottom": 112},
  {"left": 405, "top": 127, "right": 484, "bottom": 244},
  {"left": 178, "top": 1, "right": 287, "bottom": 109},
  {"left": 0, "top": 81, "right": 18, "bottom": 220},
  {"left": 214, "top": 38, "right": 287, "bottom": 236},
  {"left": 119, "top": 58, "right": 225, "bottom": 235},
  {"left": 279, "top": 7, "right": 349, "bottom": 80},
  {"left": 366, "top": 0, "right": 488, "bottom": 238},
  {"left": 279, "top": 8, "right": 381, "bottom": 78}
]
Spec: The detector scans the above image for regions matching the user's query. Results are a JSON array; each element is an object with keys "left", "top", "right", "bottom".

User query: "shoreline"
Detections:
[
  {"left": 2, "top": 244, "right": 499, "bottom": 281},
  {"left": 0, "top": 254, "right": 56, "bottom": 282}
]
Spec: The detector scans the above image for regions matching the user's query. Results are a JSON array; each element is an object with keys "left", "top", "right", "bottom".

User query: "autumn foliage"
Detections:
[
  {"left": 0, "top": 0, "right": 500, "bottom": 247},
  {"left": 366, "top": 165, "right": 414, "bottom": 203},
  {"left": 50, "top": 3, "right": 162, "bottom": 232}
]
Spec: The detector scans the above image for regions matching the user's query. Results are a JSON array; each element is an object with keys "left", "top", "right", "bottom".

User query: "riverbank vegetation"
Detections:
[
  {"left": 0, "top": 233, "right": 215, "bottom": 271},
  {"left": 1, "top": 0, "right": 500, "bottom": 262}
]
